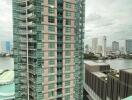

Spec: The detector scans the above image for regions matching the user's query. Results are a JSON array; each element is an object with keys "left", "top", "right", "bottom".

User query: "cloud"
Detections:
[
  {"left": 0, "top": 0, "right": 12, "bottom": 41},
  {"left": 85, "top": 0, "right": 132, "bottom": 47}
]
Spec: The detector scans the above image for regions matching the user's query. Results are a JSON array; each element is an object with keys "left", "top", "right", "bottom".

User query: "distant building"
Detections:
[
  {"left": 112, "top": 41, "right": 119, "bottom": 51},
  {"left": 5, "top": 41, "right": 11, "bottom": 53},
  {"left": 126, "top": 40, "right": 132, "bottom": 54},
  {"left": 85, "top": 44, "right": 89, "bottom": 53},
  {"left": 97, "top": 45, "right": 102, "bottom": 54},
  {"left": 0, "top": 41, "right": 2, "bottom": 53},
  {"left": 92, "top": 38, "right": 98, "bottom": 53},
  {"left": 102, "top": 36, "right": 107, "bottom": 57}
]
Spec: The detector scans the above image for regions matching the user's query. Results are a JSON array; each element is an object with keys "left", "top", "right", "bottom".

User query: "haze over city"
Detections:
[{"left": 1, "top": 0, "right": 132, "bottom": 46}]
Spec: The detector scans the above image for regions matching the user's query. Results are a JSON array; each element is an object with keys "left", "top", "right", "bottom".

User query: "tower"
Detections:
[
  {"left": 13, "top": 0, "right": 85, "bottom": 100},
  {"left": 102, "top": 36, "right": 106, "bottom": 57}
]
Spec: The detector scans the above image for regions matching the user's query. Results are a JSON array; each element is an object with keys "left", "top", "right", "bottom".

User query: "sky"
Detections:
[
  {"left": 0, "top": 0, "right": 132, "bottom": 47},
  {"left": 84, "top": 0, "right": 132, "bottom": 47}
]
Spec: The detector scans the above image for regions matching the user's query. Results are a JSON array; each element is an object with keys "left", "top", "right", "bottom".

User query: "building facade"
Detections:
[
  {"left": 13, "top": 0, "right": 85, "bottom": 100},
  {"left": 5, "top": 41, "right": 11, "bottom": 53},
  {"left": 126, "top": 40, "right": 132, "bottom": 54},
  {"left": 112, "top": 41, "right": 119, "bottom": 52},
  {"left": 102, "top": 36, "right": 106, "bottom": 57},
  {"left": 92, "top": 38, "right": 98, "bottom": 54},
  {"left": 83, "top": 61, "right": 132, "bottom": 100}
]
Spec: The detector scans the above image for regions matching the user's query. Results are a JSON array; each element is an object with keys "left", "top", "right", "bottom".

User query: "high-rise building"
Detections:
[
  {"left": 97, "top": 45, "right": 102, "bottom": 54},
  {"left": 112, "top": 41, "right": 119, "bottom": 51},
  {"left": 13, "top": 0, "right": 85, "bottom": 100},
  {"left": 126, "top": 40, "right": 132, "bottom": 54},
  {"left": 102, "top": 36, "right": 106, "bottom": 57},
  {"left": 92, "top": 38, "right": 98, "bottom": 53},
  {"left": 0, "top": 41, "right": 2, "bottom": 53},
  {"left": 5, "top": 41, "right": 11, "bottom": 53}
]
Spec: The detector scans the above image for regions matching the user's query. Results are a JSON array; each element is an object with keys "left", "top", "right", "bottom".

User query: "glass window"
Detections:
[
  {"left": 65, "top": 80, "right": 70, "bottom": 86},
  {"left": 49, "top": 43, "right": 55, "bottom": 48},
  {"left": 48, "top": 0, "right": 55, "bottom": 5},
  {"left": 65, "top": 95, "right": 70, "bottom": 100},
  {"left": 48, "top": 51, "right": 55, "bottom": 57},
  {"left": 66, "top": 11, "right": 71, "bottom": 17},
  {"left": 65, "top": 35, "right": 71, "bottom": 41},
  {"left": 65, "top": 73, "right": 70, "bottom": 79},
  {"left": 65, "top": 43, "right": 71, "bottom": 48},
  {"left": 48, "top": 75, "right": 55, "bottom": 81},
  {"left": 48, "top": 16, "right": 55, "bottom": 23},
  {"left": 65, "top": 58, "right": 70, "bottom": 64},
  {"left": 48, "top": 25, "right": 55, "bottom": 32},
  {"left": 48, "top": 34, "right": 55, "bottom": 40},
  {"left": 66, "top": 19, "right": 71, "bottom": 25},
  {"left": 48, "top": 7, "right": 55, "bottom": 14},
  {"left": 49, "top": 59, "right": 55, "bottom": 65},
  {"left": 65, "top": 27, "right": 71, "bottom": 33},
  {"left": 65, "top": 88, "right": 70, "bottom": 93},
  {"left": 65, "top": 51, "right": 70, "bottom": 56},
  {"left": 49, "top": 67, "right": 54, "bottom": 73},
  {"left": 48, "top": 91, "right": 55, "bottom": 97},
  {"left": 66, "top": 2, "right": 71, "bottom": 9},
  {"left": 48, "top": 83, "right": 55, "bottom": 90},
  {"left": 65, "top": 65, "right": 70, "bottom": 71}
]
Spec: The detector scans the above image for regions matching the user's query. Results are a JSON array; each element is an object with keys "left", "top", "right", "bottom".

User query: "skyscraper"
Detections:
[
  {"left": 126, "top": 40, "right": 132, "bottom": 54},
  {"left": 112, "top": 41, "right": 119, "bottom": 51},
  {"left": 13, "top": 0, "right": 85, "bottom": 100},
  {"left": 5, "top": 41, "right": 11, "bottom": 53},
  {"left": 92, "top": 38, "right": 98, "bottom": 53},
  {"left": 102, "top": 36, "right": 106, "bottom": 57}
]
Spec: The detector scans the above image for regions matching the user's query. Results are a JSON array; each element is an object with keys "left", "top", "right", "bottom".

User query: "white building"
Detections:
[
  {"left": 112, "top": 41, "right": 119, "bottom": 51},
  {"left": 92, "top": 38, "right": 98, "bottom": 54},
  {"left": 126, "top": 40, "right": 132, "bottom": 54},
  {"left": 102, "top": 36, "right": 107, "bottom": 57}
]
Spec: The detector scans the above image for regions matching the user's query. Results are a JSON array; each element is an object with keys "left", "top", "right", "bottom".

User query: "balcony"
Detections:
[
  {"left": 28, "top": 30, "right": 35, "bottom": 35},
  {"left": 28, "top": 22, "right": 35, "bottom": 28},
  {"left": 28, "top": 46, "right": 36, "bottom": 50},
  {"left": 27, "top": 13, "right": 35, "bottom": 20},
  {"left": 28, "top": 38, "right": 36, "bottom": 42},
  {"left": 15, "top": 0, "right": 26, "bottom": 5},
  {"left": 27, "top": 4, "right": 34, "bottom": 11},
  {"left": 19, "top": 22, "right": 27, "bottom": 28},
  {"left": 20, "top": 79, "right": 27, "bottom": 84}
]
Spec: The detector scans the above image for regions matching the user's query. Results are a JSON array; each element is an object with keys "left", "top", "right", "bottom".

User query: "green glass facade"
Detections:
[{"left": 13, "top": 0, "right": 85, "bottom": 100}]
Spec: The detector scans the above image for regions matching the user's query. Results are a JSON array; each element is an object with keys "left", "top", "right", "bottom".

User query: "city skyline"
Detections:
[{"left": 84, "top": 0, "right": 132, "bottom": 46}]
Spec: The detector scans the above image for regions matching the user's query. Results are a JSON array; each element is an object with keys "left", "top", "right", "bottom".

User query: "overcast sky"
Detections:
[
  {"left": 0, "top": 0, "right": 132, "bottom": 47},
  {"left": 85, "top": 0, "right": 132, "bottom": 47},
  {"left": 0, "top": 0, "right": 12, "bottom": 41}
]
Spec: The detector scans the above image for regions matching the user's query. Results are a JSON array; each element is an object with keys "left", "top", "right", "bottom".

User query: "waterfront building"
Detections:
[
  {"left": 102, "top": 36, "right": 106, "bottom": 57},
  {"left": 92, "top": 38, "right": 98, "bottom": 54},
  {"left": 83, "top": 61, "right": 132, "bottom": 100},
  {"left": 0, "top": 41, "right": 2, "bottom": 53},
  {"left": 112, "top": 41, "right": 119, "bottom": 52},
  {"left": 97, "top": 45, "right": 102, "bottom": 54},
  {"left": 13, "top": 0, "right": 85, "bottom": 100},
  {"left": 85, "top": 44, "right": 89, "bottom": 54},
  {"left": 126, "top": 40, "right": 132, "bottom": 54},
  {"left": 5, "top": 41, "right": 11, "bottom": 53}
]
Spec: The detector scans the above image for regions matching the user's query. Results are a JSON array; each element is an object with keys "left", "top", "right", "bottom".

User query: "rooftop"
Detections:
[
  {"left": 122, "top": 68, "right": 132, "bottom": 74},
  {"left": 84, "top": 60, "right": 109, "bottom": 66},
  {"left": 92, "top": 72, "right": 107, "bottom": 78}
]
